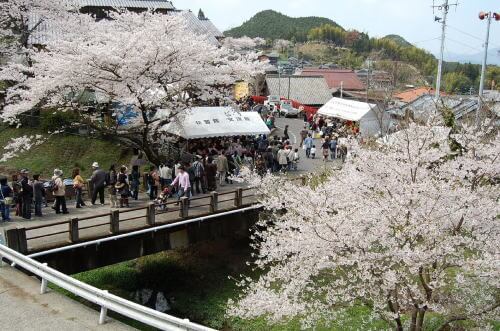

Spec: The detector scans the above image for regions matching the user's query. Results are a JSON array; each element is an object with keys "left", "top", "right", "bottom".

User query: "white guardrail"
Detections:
[{"left": 0, "top": 244, "right": 216, "bottom": 331}]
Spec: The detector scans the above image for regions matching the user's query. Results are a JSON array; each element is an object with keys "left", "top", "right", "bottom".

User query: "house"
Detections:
[
  {"left": 388, "top": 94, "right": 485, "bottom": 122},
  {"left": 356, "top": 69, "right": 392, "bottom": 89},
  {"left": 28, "top": 1, "right": 222, "bottom": 47},
  {"left": 299, "top": 68, "right": 365, "bottom": 92},
  {"left": 394, "top": 87, "right": 445, "bottom": 104},
  {"left": 264, "top": 75, "right": 332, "bottom": 107},
  {"left": 258, "top": 53, "right": 280, "bottom": 66}
]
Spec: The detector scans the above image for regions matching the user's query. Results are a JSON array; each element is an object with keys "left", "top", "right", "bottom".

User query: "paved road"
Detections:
[
  {"left": 0, "top": 265, "right": 133, "bottom": 330},
  {"left": 1, "top": 117, "right": 341, "bottom": 252}
]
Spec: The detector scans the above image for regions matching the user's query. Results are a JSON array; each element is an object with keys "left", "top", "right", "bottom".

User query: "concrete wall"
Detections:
[{"left": 34, "top": 209, "right": 260, "bottom": 275}]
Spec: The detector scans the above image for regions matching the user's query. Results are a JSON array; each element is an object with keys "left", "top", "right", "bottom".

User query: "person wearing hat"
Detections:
[
  {"left": 18, "top": 169, "right": 33, "bottom": 219},
  {"left": 90, "top": 162, "right": 106, "bottom": 205},
  {"left": 52, "top": 169, "right": 68, "bottom": 214}
]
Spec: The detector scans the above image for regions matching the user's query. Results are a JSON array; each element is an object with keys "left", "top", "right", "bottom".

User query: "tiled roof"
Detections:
[
  {"left": 266, "top": 75, "right": 332, "bottom": 105},
  {"left": 168, "top": 10, "right": 219, "bottom": 45},
  {"left": 394, "top": 87, "right": 444, "bottom": 103},
  {"left": 76, "top": 0, "right": 175, "bottom": 9},
  {"left": 199, "top": 19, "right": 223, "bottom": 38},
  {"left": 300, "top": 68, "right": 365, "bottom": 91}
]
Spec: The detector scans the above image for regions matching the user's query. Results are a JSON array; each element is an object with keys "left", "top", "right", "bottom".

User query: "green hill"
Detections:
[
  {"left": 224, "top": 10, "right": 342, "bottom": 41},
  {"left": 382, "top": 34, "right": 412, "bottom": 47}
]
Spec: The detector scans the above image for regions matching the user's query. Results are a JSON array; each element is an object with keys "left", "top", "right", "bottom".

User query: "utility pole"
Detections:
[
  {"left": 434, "top": 0, "right": 450, "bottom": 99},
  {"left": 477, "top": 11, "right": 499, "bottom": 125}
]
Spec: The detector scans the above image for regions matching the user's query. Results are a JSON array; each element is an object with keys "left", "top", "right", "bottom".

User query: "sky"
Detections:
[{"left": 177, "top": 0, "right": 500, "bottom": 59}]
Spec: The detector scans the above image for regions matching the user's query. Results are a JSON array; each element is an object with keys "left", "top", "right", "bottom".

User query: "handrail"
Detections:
[{"left": 0, "top": 244, "right": 216, "bottom": 331}]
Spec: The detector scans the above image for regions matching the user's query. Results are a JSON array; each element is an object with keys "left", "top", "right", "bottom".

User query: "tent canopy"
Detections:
[
  {"left": 162, "top": 107, "right": 270, "bottom": 140},
  {"left": 318, "top": 97, "right": 377, "bottom": 122}
]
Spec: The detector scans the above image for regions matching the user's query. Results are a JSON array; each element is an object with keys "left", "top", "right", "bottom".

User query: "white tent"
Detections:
[
  {"left": 162, "top": 107, "right": 270, "bottom": 140},
  {"left": 318, "top": 97, "right": 389, "bottom": 137}
]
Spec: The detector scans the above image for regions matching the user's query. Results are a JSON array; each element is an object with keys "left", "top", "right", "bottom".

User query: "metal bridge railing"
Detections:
[{"left": 0, "top": 244, "right": 216, "bottom": 331}]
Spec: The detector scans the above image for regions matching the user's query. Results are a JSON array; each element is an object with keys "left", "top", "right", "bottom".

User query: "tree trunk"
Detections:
[
  {"left": 416, "top": 309, "right": 426, "bottom": 331},
  {"left": 409, "top": 308, "right": 418, "bottom": 331}
]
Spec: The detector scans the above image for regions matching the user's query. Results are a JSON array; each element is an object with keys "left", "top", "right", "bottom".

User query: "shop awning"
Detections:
[
  {"left": 162, "top": 107, "right": 270, "bottom": 139},
  {"left": 318, "top": 97, "right": 376, "bottom": 122}
]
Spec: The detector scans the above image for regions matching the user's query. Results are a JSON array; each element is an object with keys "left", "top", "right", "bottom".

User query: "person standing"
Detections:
[
  {"left": 192, "top": 156, "right": 205, "bottom": 195},
  {"left": 205, "top": 157, "right": 217, "bottom": 192},
  {"left": 129, "top": 165, "right": 140, "bottom": 201},
  {"left": 18, "top": 169, "right": 33, "bottom": 219},
  {"left": 322, "top": 139, "right": 330, "bottom": 162},
  {"left": 90, "top": 162, "right": 106, "bottom": 205},
  {"left": 304, "top": 134, "right": 314, "bottom": 158},
  {"left": 72, "top": 168, "right": 85, "bottom": 208},
  {"left": 159, "top": 163, "right": 172, "bottom": 190},
  {"left": 277, "top": 146, "right": 289, "bottom": 173},
  {"left": 116, "top": 166, "right": 130, "bottom": 208},
  {"left": 106, "top": 164, "right": 118, "bottom": 208},
  {"left": 148, "top": 166, "right": 159, "bottom": 200},
  {"left": 329, "top": 137, "right": 338, "bottom": 160},
  {"left": 52, "top": 169, "right": 68, "bottom": 214},
  {"left": 216, "top": 151, "right": 229, "bottom": 187},
  {"left": 32, "top": 174, "right": 45, "bottom": 216},
  {"left": 0, "top": 177, "right": 13, "bottom": 221}
]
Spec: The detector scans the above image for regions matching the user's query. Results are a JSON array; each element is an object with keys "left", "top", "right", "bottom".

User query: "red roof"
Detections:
[
  {"left": 300, "top": 68, "right": 365, "bottom": 91},
  {"left": 394, "top": 87, "right": 446, "bottom": 103}
]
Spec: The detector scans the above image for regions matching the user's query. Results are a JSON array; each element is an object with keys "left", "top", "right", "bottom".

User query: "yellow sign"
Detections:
[{"left": 234, "top": 81, "right": 250, "bottom": 100}]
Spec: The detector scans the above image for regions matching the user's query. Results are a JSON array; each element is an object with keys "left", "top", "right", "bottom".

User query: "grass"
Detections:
[
  {"left": 49, "top": 239, "right": 396, "bottom": 331},
  {"left": 0, "top": 126, "right": 133, "bottom": 178}
]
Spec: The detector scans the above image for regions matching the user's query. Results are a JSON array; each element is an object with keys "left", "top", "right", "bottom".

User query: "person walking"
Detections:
[
  {"left": 299, "top": 125, "right": 309, "bottom": 147},
  {"left": 171, "top": 166, "right": 191, "bottom": 205},
  {"left": 52, "top": 169, "right": 68, "bottom": 214},
  {"left": 116, "top": 166, "right": 130, "bottom": 208},
  {"left": 0, "top": 177, "right": 13, "bottom": 221},
  {"left": 107, "top": 164, "right": 118, "bottom": 208},
  {"left": 283, "top": 125, "right": 290, "bottom": 141},
  {"left": 304, "top": 134, "right": 314, "bottom": 158},
  {"left": 192, "top": 156, "right": 205, "bottom": 194},
  {"left": 216, "top": 151, "right": 229, "bottom": 187},
  {"left": 32, "top": 174, "right": 45, "bottom": 216},
  {"left": 72, "top": 168, "right": 86, "bottom": 208},
  {"left": 129, "top": 165, "right": 140, "bottom": 200},
  {"left": 204, "top": 157, "right": 217, "bottom": 192},
  {"left": 18, "top": 169, "right": 33, "bottom": 219},
  {"left": 90, "top": 162, "right": 106, "bottom": 205}
]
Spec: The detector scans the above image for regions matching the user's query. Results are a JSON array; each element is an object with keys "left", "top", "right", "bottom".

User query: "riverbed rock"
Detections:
[{"left": 155, "top": 292, "right": 171, "bottom": 312}]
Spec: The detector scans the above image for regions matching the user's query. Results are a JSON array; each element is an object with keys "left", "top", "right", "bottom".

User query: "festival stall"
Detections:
[
  {"left": 318, "top": 97, "right": 389, "bottom": 137},
  {"left": 162, "top": 107, "right": 271, "bottom": 139}
]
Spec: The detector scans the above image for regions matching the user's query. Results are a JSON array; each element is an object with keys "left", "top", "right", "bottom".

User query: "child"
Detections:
[
  {"left": 155, "top": 187, "right": 171, "bottom": 211},
  {"left": 310, "top": 145, "right": 317, "bottom": 159},
  {"left": 32, "top": 174, "right": 45, "bottom": 217}
]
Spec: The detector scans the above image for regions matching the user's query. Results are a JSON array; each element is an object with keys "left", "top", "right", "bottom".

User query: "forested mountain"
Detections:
[
  {"left": 224, "top": 10, "right": 342, "bottom": 41},
  {"left": 382, "top": 34, "right": 412, "bottom": 47}
]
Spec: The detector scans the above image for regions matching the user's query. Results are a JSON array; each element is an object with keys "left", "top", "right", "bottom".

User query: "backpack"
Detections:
[{"left": 45, "top": 180, "right": 57, "bottom": 193}]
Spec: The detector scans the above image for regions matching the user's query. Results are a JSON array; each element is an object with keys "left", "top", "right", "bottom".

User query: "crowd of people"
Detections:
[{"left": 0, "top": 110, "right": 353, "bottom": 222}]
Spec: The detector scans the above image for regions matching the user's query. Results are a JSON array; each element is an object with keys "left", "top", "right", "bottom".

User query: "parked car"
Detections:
[{"left": 279, "top": 100, "right": 299, "bottom": 117}]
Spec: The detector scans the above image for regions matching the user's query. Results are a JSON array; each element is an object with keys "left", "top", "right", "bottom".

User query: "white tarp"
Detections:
[
  {"left": 162, "top": 107, "right": 270, "bottom": 139},
  {"left": 318, "top": 97, "right": 376, "bottom": 122}
]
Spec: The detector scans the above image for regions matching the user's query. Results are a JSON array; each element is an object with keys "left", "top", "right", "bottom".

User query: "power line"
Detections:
[
  {"left": 447, "top": 24, "right": 500, "bottom": 49},
  {"left": 411, "top": 36, "right": 442, "bottom": 46},
  {"left": 446, "top": 37, "right": 482, "bottom": 52}
]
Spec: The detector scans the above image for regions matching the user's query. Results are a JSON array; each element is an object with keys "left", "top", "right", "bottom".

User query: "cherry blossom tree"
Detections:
[
  {"left": 1, "top": 9, "right": 264, "bottom": 164},
  {"left": 223, "top": 36, "right": 266, "bottom": 51},
  {"left": 229, "top": 121, "right": 499, "bottom": 330},
  {"left": 274, "top": 38, "right": 292, "bottom": 53}
]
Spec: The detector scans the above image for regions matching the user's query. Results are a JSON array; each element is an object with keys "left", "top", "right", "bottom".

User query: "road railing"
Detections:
[{"left": 0, "top": 243, "right": 216, "bottom": 331}]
